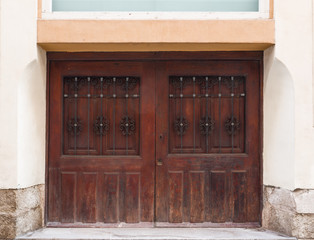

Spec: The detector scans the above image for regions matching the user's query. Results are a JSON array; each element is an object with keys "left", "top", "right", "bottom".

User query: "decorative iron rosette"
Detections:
[
  {"left": 119, "top": 116, "right": 135, "bottom": 136},
  {"left": 93, "top": 116, "right": 110, "bottom": 136},
  {"left": 67, "top": 118, "right": 82, "bottom": 136},
  {"left": 199, "top": 117, "right": 215, "bottom": 135},
  {"left": 224, "top": 117, "right": 240, "bottom": 135},
  {"left": 174, "top": 117, "right": 189, "bottom": 136}
]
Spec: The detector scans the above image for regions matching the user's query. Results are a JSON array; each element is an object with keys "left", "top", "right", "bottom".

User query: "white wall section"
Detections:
[
  {"left": 0, "top": 0, "right": 46, "bottom": 189},
  {"left": 264, "top": 51, "right": 295, "bottom": 190},
  {"left": 264, "top": 0, "right": 314, "bottom": 189}
]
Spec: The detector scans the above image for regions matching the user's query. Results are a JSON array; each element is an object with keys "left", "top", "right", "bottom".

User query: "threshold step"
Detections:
[{"left": 16, "top": 228, "right": 295, "bottom": 240}]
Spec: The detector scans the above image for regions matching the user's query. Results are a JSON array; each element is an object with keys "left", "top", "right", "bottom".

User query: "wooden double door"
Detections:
[{"left": 47, "top": 54, "right": 261, "bottom": 227}]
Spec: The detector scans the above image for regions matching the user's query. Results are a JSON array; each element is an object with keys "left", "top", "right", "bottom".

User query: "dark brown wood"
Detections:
[
  {"left": 259, "top": 57, "right": 264, "bottom": 225},
  {"left": 168, "top": 171, "right": 183, "bottom": 223},
  {"left": 190, "top": 172, "right": 205, "bottom": 223},
  {"left": 47, "top": 51, "right": 263, "bottom": 61},
  {"left": 209, "top": 171, "right": 227, "bottom": 223},
  {"left": 155, "top": 60, "right": 261, "bottom": 225},
  {"left": 47, "top": 60, "right": 155, "bottom": 226},
  {"left": 103, "top": 173, "right": 119, "bottom": 223},
  {"left": 47, "top": 52, "right": 262, "bottom": 227}
]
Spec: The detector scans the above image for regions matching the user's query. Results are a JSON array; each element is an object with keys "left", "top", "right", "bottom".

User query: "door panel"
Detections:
[
  {"left": 48, "top": 61, "right": 155, "bottom": 226},
  {"left": 155, "top": 61, "right": 260, "bottom": 225}
]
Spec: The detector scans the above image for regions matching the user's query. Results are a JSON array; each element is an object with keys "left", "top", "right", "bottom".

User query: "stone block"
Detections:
[
  {"left": 16, "top": 207, "right": 43, "bottom": 237},
  {"left": 263, "top": 203, "right": 294, "bottom": 236},
  {"left": 0, "top": 189, "right": 16, "bottom": 214},
  {"left": 292, "top": 214, "right": 314, "bottom": 239},
  {"left": 0, "top": 185, "right": 44, "bottom": 240},
  {"left": 266, "top": 187, "right": 296, "bottom": 212},
  {"left": 293, "top": 189, "right": 314, "bottom": 214},
  {"left": 16, "top": 186, "right": 42, "bottom": 213},
  {"left": 263, "top": 186, "right": 314, "bottom": 240},
  {"left": 0, "top": 213, "right": 16, "bottom": 240}
]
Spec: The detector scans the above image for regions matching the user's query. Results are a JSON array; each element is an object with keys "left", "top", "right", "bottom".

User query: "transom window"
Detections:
[
  {"left": 52, "top": 0, "right": 259, "bottom": 12},
  {"left": 42, "top": 0, "right": 269, "bottom": 19}
]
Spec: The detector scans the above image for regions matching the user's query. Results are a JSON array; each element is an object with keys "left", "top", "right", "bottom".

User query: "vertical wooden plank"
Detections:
[
  {"left": 78, "top": 173, "right": 97, "bottom": 223},
  {"left": 48, "top": 168, "right": 60, "bottom": 222},
  {"left": 209, "top": 171, "right": 227, "bottom": 223},
  {"left": 48, "top": 61, "right": 63, "bottom": 224},
  {"left": 155, "top": 61, "right": 169, "bottom": 222},
  {"left": 232, "top": 171, "right": 247, "bottom": 222},
  {"left": 246, "top": 169, "right": 261, "bottom": 222},
  {"left": 96, "top": 172, "right": 104, "bottom": 222},
  {"left": 168, "top": 171, "right": 183, "bottom": 223},
  {"left": 189, "top": 171, "right": 205, "bottom": 223},
  {"left": 125, "top": 173, "right": 140, "bottom": 223},
  {"left": 61, "top": 172, "right": 76, "bottom": 223},
  {"left": 204, "top": 171, "right": 211, "bottom": 222},
  {"left": 119, "top": 173, "right": 126, "bottom": 222},
  {"left": 182, "top": 171, "right": 190, "bottom": 222},
  {"left": 139, "top": 62, "right": 156, "bottom": 222},
  {"left": 103, "top": 173, "right": 119, "bottom": 223}
]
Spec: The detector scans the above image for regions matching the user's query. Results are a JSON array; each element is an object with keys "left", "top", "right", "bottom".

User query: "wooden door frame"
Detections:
[{"left": 45, "top": 51, "right": 263, "bottom": 226}]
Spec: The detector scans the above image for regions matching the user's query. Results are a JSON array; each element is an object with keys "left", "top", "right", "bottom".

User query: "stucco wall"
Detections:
[
  {"left": 0, "top": 0, "right": 18, "bottom": 188},
  {"left": 264, "top": 0, "right": 314, "bottom": 190},
  {"left": 0, "top": 0, "right": 46, "bottom": 189}
]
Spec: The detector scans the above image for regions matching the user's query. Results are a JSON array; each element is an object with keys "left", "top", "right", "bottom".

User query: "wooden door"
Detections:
[
  {"left": 47, "top": 54, "right": 261, "bottom": 227},
  {"left": 47, "top": 61, "right": 155, "bottom": 226},
  {"left": 155, "top": 61, "right": 261, "bottom": 226}
]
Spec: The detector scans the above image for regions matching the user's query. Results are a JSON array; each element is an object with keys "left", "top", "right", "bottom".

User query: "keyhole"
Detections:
[{"left": 159, "top": 134, "right": 163, "bottom": 140}]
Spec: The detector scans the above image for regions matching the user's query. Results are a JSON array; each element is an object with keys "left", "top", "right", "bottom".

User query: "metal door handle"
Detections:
[{"left": 157, "top": 158, "right": 163, "bottom": 166}]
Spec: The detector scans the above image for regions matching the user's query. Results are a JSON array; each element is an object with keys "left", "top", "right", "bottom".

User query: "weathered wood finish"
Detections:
[
  {"left": 48, "top": 61, "right": 155, "bottom": 225},
  {"left": 155, "top": 60, "right": 260, "bottom": 225},
  {"left": 47, "top": 52, "right": 261, "bottom": 227}
]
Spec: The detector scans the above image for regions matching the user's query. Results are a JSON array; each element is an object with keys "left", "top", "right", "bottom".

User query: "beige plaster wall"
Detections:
[
  {"left": 0, "top": 0, "right": 19, "bottom": 189},
  {"left": 264, "top": 0, "right": 314, "bottom": 190},
  {"left": 0, "top": 0, "right": 46, "bottom": 189}
]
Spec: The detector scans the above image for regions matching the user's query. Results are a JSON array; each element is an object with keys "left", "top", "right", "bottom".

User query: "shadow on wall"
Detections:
[
  {"left": 17, "top": 47, "right": 46, "bottom": 188},
  {"left": 264, "top": 56, "right": 295, "bottom": 190}
]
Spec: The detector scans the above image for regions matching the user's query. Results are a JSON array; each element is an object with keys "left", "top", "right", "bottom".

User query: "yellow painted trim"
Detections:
[{"left": 37, "top": 20, "right": 274, "bottom": 51}]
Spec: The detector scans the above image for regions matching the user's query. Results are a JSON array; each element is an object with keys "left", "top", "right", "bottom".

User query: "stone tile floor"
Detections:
[{"left": 16, "top": 228, "right": 296, "bottom": 240}]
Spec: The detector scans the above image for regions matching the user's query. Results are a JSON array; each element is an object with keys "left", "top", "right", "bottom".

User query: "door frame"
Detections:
[{"left": 45, "top": 51, "right": 263, "bottom": 226}]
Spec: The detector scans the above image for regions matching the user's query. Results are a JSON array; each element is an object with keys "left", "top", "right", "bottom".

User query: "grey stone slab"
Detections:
[{"left": 16, "top": 228, "right": 296, "bottom": 240}]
